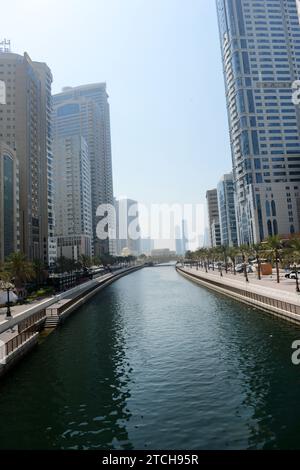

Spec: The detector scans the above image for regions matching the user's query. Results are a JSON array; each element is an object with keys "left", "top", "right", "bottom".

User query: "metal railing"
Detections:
[
  {"left": 0, "top": 343, "right": 5, "bottom": 361},
  {"left": 18, "top": 310, "right": 46, "bottom": 333},
  {"left": 4, "top": 330, "right": 37, "bottom": 358}
]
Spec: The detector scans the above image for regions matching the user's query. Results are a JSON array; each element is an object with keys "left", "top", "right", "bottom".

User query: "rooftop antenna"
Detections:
[{"left": 0, "top": 39, "right": 11, "bottom": 53}]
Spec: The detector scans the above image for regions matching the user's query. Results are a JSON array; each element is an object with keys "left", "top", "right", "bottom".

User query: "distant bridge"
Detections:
[{"left": 144, "top": 260, "right": 179, "bottom": 267}]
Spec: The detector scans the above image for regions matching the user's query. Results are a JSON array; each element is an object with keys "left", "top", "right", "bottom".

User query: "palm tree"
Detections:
[
  {"left": 214, "top": 246, "right": 224, "bottom": 276},
  {"left": 251, "top": 243, "right": 264, "bottom": 281},
  {"left": 197, "top": 248, "right": 208, "bottom": 272},
  {"left": 227, "top": 246, "right": 239, "bottom": 275},
  {"left": 219, "top": 245, "right": 229, "bottom": 273},
  {"left": 54, "top": 256, "right": 75, "bottom": 274},
  {"left": 285, "top": 237, "right": 300, "bottom": 292},
  {"left": 78, "top": 254, "right": 92, "bottom": 271},
  {"left": 265, "top": 235, "right": 282, "bottom": 284},
  {"left": 209, "top": 248, "right": 217, "bottom": 271},
  {"left": 197, "top": 248, "right": 207, "bottom": 270},
  {"left": 239, "top": 244, "right": 250, "bottom": 282},
  {"left": 33, "top": 259, "right": 46, "bottom": 288},
  {"left": 3, "top": 252, "right": 34, "bottom": 289},
  {"left": 92, "top": 255, "right": 102, "bottom": 267}
]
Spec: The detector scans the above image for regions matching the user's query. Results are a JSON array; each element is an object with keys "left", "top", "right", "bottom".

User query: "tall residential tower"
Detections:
[
  {"left": 0, "top": 51, "right": 53, "bottom": 262},
  {"left": 53, "top": 136, "right": 92, "bottom": 260},
  {"left": 217, "top": 172, "right": 238, "bottom": 246},
  {"left": 216, "top": 0, "right": 300, "bottom": 243},
  {"left": 53, "top": 84, "right": 115, "bottom": 256},
  {"left": 206, "top": 189, "right": 221, "bottom": 247}
]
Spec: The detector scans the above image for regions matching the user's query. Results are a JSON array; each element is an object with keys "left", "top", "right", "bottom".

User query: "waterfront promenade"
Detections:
[
  {"left": 183, "top": 265, "right": 300, "bottom": 295},
  {"left": 0, "top": 266, "right": 143, "bottom": 373},
  {"left": 177, "top": 265, "right": 300, "bottom": 325},
  {"left": 0, "top": 271, "right": 114, "bottom": 343}
]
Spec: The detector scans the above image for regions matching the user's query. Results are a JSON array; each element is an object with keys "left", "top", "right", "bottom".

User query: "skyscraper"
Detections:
[
  {"left": 175, "top": 225, "right": 184, "bottom": 255},
  {"left": 53, "top": 136, "right": 92, "bottom": 260},
  {"left": 53, "top": 84, "right": 115, "bottom": 256},
  {"left": 0, "top": 51, "right": 52, "bottom": 262},
  {"left": 115, "top": 198, "right": 141, "bottom": 256},
  {"left": 216, "top": 0, "right": 300, "bottom": 243},
  {"left": 206, "top": 189, "right": 221, "bottom": 247},
  {"left": 140, "top": 237, "right": 154, "bottom": 256},
  {"left": 181, "top": 219, "right": 189, "bottom": 254},
  {"left": 217, "top": 172, "right": 238, "bottom": 246}
]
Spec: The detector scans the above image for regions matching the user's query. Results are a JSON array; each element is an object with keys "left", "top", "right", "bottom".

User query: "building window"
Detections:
[
  {"left": 271, "top": 200, "right": 277, "bottom": 217},
  {"left": 267, "top": 220, "right": 273, "bottom": 237},
  {"left": 266, "top": 200, "right": 271, "bottom": 217},
  {"left": 57, "top": 103, "right": 80, "bottom": 117}
]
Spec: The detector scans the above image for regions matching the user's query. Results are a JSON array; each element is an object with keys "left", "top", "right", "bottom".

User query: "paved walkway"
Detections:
[
  {"left": 0, "top": 269, "right": 127, "bottom": 344},
  {"left": 181, "top": 265, "right": 300, "bottom": 304}
]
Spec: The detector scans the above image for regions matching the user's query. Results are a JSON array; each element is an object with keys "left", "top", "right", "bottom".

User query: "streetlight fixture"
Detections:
[{"left": 0, "top": 280, "right": 15, "bottom": 319}]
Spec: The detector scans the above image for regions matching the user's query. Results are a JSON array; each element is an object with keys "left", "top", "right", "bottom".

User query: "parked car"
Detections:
[
  {"left": 285, "top": 271, "right": 300, "bottom": 279},
  {"left": 235, "top": 264, "right": 253, "bottom": 273},
  {"left": 235, "top": 263, "right": 244, "bottom": 273}
]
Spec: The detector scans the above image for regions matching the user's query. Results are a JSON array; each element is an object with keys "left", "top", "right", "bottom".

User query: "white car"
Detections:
[{"left": 285, "top": 271, "right": 300, "bottom": 279}]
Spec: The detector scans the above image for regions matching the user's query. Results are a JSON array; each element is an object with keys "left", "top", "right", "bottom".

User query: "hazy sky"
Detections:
[{"left": 1, "top": 0, "right": 232, "bottom": 206}]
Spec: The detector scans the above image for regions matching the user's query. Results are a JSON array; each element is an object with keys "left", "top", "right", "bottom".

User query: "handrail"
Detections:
[{"left": 5, "top": 330, "right": 37, "bottom": 357}]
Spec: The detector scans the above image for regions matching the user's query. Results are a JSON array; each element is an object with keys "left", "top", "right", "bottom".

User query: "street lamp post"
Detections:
[
  {"left": 0, "top": 280, "right": 14, "bottom": 319},
  {"left": 6, "top": 287, "right": 11, "bottom": 318}
]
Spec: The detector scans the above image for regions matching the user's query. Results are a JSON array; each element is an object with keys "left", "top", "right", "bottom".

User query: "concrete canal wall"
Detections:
[
  {"left": 176, "top": 266, "right": 300, "bottom": 326},
  {"left": 0, "top": 265, "right": 143, "bottom": 377}
]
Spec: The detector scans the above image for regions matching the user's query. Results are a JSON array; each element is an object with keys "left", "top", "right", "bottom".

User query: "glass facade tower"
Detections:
[
  {"left": 53, "top": 84, "right": 115, "bottom": 256},
  {"left": 217, "top": 172, "right": 238, "bottom": 246},
  {"left": 216, "top": 0, "right": 300, "bottom": 243},
  {"left": 0, "top": 144, "right": 19, "bottom": 262}
]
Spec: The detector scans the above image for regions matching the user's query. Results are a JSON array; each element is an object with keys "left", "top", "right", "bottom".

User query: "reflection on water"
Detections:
[{"left": 0, "top": 267, "right": 300, "bottom": 449}]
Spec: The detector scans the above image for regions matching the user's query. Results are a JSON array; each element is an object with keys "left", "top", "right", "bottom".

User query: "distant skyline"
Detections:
[{"left": 0, "top": 0, "right": 232, "bottom": 207}]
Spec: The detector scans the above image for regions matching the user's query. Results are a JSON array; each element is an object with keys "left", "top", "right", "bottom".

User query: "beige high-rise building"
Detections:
[
  {"left": 206, "top": 189, "right": 221, "bottom": 247},
  {"left": 0, "top": 51, "right": 53, "bottom": 263}
]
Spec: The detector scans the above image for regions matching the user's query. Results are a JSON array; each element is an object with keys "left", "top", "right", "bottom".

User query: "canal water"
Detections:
[{"left": 1, "top": 267, "right": 300, "bottom": 450}]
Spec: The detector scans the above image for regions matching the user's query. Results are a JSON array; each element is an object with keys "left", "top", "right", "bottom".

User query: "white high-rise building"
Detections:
[
  {"left": 53, "top": 136, "right": 92, "bottom": 260},
  {"left": 217, "top": 173, "right": 238, "bottom": 247},
  {"left": 216, "top": 0, "right": 300, "bottom": 243},
  {"left": 53, "top": 84, "right": 115, "bottom": 256}
]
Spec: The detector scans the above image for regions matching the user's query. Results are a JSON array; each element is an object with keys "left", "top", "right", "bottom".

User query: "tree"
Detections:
[
  {"left": 3, "top": 252, "right": 34, "bottom": 289},
  {"left": 239, "top": 245, "right": 250, "bottom": 282},
  {"left": 54, "top": 256, "right": 75, "bottom": 274},
  {"left": 208, "top": 248, "right": 217, "bottom": 271},
  {"left": 227, "top": 246, "right": 239, "bottom": 275},
  {"left": 251, "top": 243, "right": 264, "bottom": 281},
  {"left": 265, "top": 235, "right": 282, "bottom": 284},
  {"left": 285, "top": 237, "right": 300, "bottom": 292},
  {"left": 78, "top": 254, "right": 92, "bottom": 270},
  {"left": 219, "top": 245, "right": 229, "bottom": 274},
  {"left": 92, "top": 255, "right": 102, "bottom": 267},
  {"left": 33, "top": 259, "right": 46, "bottom": 288},
  {"left": 214, "top": 246, "right": 224, "bottom": 276}
]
